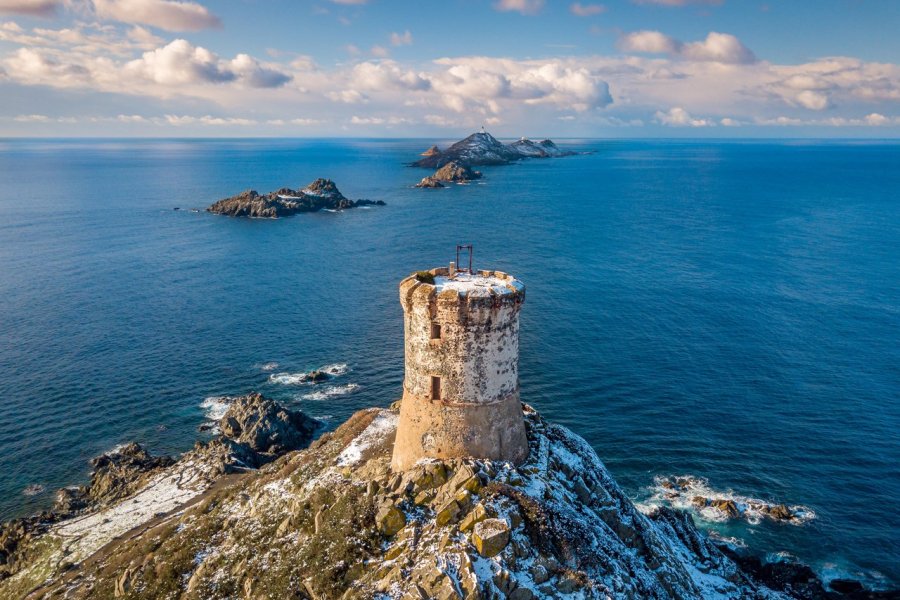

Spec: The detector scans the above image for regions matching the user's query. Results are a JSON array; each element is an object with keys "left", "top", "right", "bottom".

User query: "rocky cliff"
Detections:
[
  {"left": 207, "top": 178, "right": 385, "bottom": 218},
  {"left": 0, "top": 398, "right": 888, "bottom": 599},
  {"left": 412, "top": 132, "right": 574, "bottom": 169}
]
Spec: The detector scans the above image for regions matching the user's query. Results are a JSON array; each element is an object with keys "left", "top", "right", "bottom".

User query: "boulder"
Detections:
[
  {"left": 472, "top": 519, "right": 510, "bottom": 558},
  {"left": 87, "top": 443, "right": 175, "bottom": 506},
  {"left": 376, "top": 504, "right": 406, "bottom": 536},
  {"left": 710, "top": 499, "right": 740, "bottom": 519},
  {"left": 420, "top": 145, "right": 442, "bottom": 157},
  {"left": 219, "top": 392, "right": 320, "bottom": 461},
  {"left": 764, "top": 504, "right": 793, "bottom": 520}
]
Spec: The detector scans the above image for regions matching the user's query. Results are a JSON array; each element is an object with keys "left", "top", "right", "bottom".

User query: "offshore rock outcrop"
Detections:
[
  {"left": 412, "top": 132, "right": 575, "bottom": 169},
  {"left": 207, "top": 178, "right": 385, "bottom": 218},
  {"left": 1, "top": 402, "right": 888, "bottom": 599},
  {"left": 415, "top": 161, "right": 483, "bottom": 188}
]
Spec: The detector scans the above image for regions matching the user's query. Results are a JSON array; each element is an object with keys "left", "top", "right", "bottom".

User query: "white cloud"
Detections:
[
  {"left": 123, "top": 39, "right": 290, "bottom": 87},
  {"left": 570, "top": 3, "right": 606, "bottom": 16},
  {"left": 632, "top": 0, "right": 721, "bottom": 5},
  {"left": 328, "top": 89, "right": 368, "bottom": 103},
  {"left": 14, "top": 113, "right": 50, "bottom": 121},
  {"left": 350, "top": 115, "right": 410, "bottom": 125},
  {"left": 618, "top": 30, "right": 679, "bottom": 54},
  {"left": 655, "top": 106, "right": 712, "bottom": 126},
  {"left": 370, "top": 45, "right": 389, "bottom": 58},
  {"left": 494, "top": 0, "right": 544, "bottom": 15},
  {"left": 619, "top": 30, "right": 755, "bottom": 64},
  {"left": 756, "top": 113, "right": 900, "bottom": 127},
  {"left": 351, "top": 60, "right": 430, "bottom": 91},
  {"left": 793, "top": 89, "right": 830, "bottom": 110},
  {"left": 390, "top": 30, "right": 412, "bottom": 46},
  {"left": 92, "top": 0, "right": 221, "bottom": 32},
  {"left": 0, "top": 0, "right": 59, "bottom": 16},
  {"left": 165, "top": 114, "right": 256, "bottom": 125},
  {"left": 1, "top": 18, "right": 897, "bottom": 133}
]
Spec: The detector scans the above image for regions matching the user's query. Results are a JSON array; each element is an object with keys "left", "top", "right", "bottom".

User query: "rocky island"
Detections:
[
  {"left": 412, "top": 131, "right": 575, "bottom": 169},
  {"left": 415, "top": 161, "right": 483, "bottom": 188},
  {"left": 207, "top": 178, "right": 384, "bottom": 218}
]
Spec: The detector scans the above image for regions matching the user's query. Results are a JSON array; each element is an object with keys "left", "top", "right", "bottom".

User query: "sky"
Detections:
[{"left": 0, "top": 0, "right": 898, "bottom": 137}]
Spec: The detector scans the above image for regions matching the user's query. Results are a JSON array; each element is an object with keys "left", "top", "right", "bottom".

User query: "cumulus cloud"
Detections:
[
  {"left": 390, "top": 30, "right": 412, "bottom": 46},
  {"left": 570, "top": 3, "right": 606, "bottom": 16},
  {"left": 350, "top": 60, "right": 430, "bottom": 91},
  {"left": 92, "top": 0, "right": 221, "bottom": 32},
  {"left": 494, "top": 0, "right": 544, "bottom": 15},
  {"left": 1, "top": 17, "right": 897, "bottom": 132},
  {"left": 0, "top": 0, "right": 59, "bottom": 16},
  {"left": 123, "top": 39, "right": 289, "bottom": 87},
  {"left": 619, "top": 30, "right": 755, "bottom": 64},
  {"left": 655, "top": 106, "right": 712, "bottom": 126}
]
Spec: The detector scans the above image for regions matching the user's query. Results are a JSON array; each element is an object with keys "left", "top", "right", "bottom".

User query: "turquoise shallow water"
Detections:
[{"left": 0, "top": 138, "right": 897, "bottom": 586}]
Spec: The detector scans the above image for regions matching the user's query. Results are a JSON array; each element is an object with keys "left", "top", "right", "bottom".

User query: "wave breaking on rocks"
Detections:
[{"left": 1, "top": 401, "right": 891, "bottom": 599}]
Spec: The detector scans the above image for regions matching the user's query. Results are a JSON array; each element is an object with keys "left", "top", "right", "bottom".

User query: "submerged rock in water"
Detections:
[{"left": 207, "top": 178, "right": 385, "bottom": 218}]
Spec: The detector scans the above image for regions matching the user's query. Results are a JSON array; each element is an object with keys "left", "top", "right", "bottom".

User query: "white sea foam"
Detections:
[
  {"left": 22, "top": 484, "right": 45, "bottom": 496},
  {"left": 200, "top": 396, "right": 233, "bottom": 421},
  {"left": 257, "top": 361, "right": 279, "bottom": 371},
  {"left": 320, "top": 363, "right": 349, "bottom": 376},
  {"left": 300, "top": 383, "right": 360, "bottom": 401},
  {"left": 269, "top": 373, "right": 310, "bottom": 385},
  {"left": 269, "top": 362, "right": 349, "bottom": 385},
  {"left": 646, "top": 475, "right": 816, "bottom": 526}
]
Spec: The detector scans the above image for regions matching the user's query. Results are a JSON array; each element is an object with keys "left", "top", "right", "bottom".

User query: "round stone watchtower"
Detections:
[{"left": 391, "top": 265, "right": 529, "bottom": 471}]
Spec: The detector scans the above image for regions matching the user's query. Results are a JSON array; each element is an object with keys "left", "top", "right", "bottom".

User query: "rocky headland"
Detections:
[
  {"left": 412, "top": 132, "right": 575, "bottom": 169},
  {"left": 0, "top": 398, "right": 892, "bottom": 599},
  {"left": 207, "top": 178, "right": 384, "bottom": 218}
]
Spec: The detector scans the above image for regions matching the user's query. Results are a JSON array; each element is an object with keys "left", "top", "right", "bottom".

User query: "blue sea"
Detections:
[{"left": 0, "top": 138, "right": 897, "bottom": 587}]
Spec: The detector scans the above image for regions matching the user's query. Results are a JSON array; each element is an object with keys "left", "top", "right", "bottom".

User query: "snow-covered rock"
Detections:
[{"left": 413, "top": 131, "right": 573, "bottom": 168}]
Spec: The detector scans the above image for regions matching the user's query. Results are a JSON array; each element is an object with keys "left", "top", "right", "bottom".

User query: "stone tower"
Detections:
[{"left": 391, "top": 263, "right": 529, "bottom": 471}]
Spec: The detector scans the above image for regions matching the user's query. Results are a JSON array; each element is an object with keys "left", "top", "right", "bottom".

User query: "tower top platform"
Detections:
[{"left": 400, "top": 267, "right": 525, "bottom": 305}]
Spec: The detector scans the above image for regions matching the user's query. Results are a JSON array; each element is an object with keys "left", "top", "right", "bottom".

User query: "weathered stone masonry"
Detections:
[{"left": 391, "top": 266, "right": 530, "bottom": 471}]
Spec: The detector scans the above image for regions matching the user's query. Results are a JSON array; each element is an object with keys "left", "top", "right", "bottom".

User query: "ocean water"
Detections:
[{"left": 0, "top": 138, "right": 897, "bottom": 587}]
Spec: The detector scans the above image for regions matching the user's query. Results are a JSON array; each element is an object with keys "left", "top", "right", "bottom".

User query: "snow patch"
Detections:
[{"left": 336, "top": 411, "right": 398, "bottom": 467}]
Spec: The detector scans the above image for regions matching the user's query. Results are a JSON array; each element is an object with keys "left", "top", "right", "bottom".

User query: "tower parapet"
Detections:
[{"left": 391, "top": 266, "right": 529, "bottom": 471}]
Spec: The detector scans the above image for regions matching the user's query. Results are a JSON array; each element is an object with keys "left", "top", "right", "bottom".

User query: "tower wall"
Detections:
[{"left": 391, "top": 267, "right": 529, "bottom": 471}]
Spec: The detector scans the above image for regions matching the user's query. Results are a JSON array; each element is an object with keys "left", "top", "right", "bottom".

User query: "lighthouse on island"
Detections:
[{"left": 391, "top": 252, "right": 529, "bottom": 472}]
